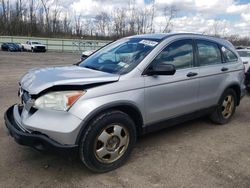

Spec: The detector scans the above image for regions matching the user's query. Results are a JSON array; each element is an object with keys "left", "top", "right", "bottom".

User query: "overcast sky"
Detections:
[{"left": 64, "top": 0, "right": 250, "bottom": 36}]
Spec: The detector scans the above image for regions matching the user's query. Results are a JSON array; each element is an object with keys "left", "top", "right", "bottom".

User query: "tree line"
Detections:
[{"left": 0, "top": 0, "right": 178, "bottom": 39}]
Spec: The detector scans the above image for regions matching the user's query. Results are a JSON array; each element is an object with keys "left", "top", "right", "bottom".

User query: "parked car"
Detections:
[
  {"left": 236, "top": 46, "right": 244, "bottom": 50},
  {"left": 245, "top": 68, "right": 250, "bottom": 92},
  {"left": 4, "top": 33, "right": 245, "bottom": 172},
  {"left": 81, "top": 49, "right": 96, "bottom": 61},
  {"left": 238, "top": 49, "right": 250, "bottom": 92},
  {"left": 16, "top": 43, "right": 23, "bottom": 49},
  {"left": 1, "top": 42, "right": 22, "bottom": 52},
  {"left": 237, "top": 49, "right": 250, "bottom": 72},
  {"left": 21, "top": 40, "right": 46, "bottom": 52}
]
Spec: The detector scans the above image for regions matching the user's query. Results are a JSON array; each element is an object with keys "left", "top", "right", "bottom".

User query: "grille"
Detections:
[
  {"left": 22, "top": 91, "right": 30, "bottom": 104},
  {"left": 20, "top": 89, "right": 36, "bottom": 113},
  {"left": 36, "top": 46, "right": 45, "bottom": 50},
  {"left": 19, "top": 88, "right": 30, "bottom": 104}
]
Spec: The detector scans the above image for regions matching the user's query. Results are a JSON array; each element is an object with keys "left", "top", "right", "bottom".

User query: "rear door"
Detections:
[
  {"left": 144, "top": 39, "right": 200, "bottom": 124},
  {"left": 195, "top": 39, "right": 227, "bottom": 109}
]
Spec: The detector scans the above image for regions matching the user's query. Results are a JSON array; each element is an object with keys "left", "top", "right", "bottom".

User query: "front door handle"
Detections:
[
  {"left": 187, "top": 72, "right": 198, "bottom": 77},
  {"left": 221, "top": 67, "right": 228, "bottom": 72}
]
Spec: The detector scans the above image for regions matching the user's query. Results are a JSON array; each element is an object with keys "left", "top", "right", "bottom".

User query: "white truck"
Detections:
[{"left": 22, "top": 40, "right": 46, "bottom": 52}]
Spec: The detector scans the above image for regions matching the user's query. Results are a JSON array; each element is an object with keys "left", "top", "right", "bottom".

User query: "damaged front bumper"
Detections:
[{"left": 4, "top": 105, "right": 78, "bottom": 153}]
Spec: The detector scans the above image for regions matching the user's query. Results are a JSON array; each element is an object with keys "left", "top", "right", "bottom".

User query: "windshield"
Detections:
[
  {"left": 79, "top": 37, "right": 160, "bottom": 74},
  {"left": 32, "top": 42, "right": 41, "bottom": 44},
  {"left": 237, "top": 51, "right": 250, "bottom": 58}
]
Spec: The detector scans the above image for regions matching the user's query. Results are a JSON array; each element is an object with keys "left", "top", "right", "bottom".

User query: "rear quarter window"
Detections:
[{"left": 221, "top": 46, "right": 238, "bottom": 63}]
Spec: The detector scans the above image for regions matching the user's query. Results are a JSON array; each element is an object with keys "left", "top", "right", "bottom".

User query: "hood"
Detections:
[{"left": 20, "top": 66, "right": 120, "bottom": 95}]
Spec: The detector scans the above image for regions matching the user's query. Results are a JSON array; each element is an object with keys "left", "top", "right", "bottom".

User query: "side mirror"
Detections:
[
  {"left": 243, "top": 61, "right": 248, "bottom": 65},
  {"left": 146, "top": 63, "right": 176, "bottom": 76}
]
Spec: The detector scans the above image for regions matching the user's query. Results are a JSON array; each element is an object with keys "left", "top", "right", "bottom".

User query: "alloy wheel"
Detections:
[
  {"left": 94, "top": 124, "right": 129, "bottom": 163},
  {"left": 221, "top": 95, "right": 234, "bottom": 119}
]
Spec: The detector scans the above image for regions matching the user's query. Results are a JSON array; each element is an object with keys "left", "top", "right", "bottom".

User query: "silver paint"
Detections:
[{"left": 11, "top": 33, "right": 245, "bottom": 145}]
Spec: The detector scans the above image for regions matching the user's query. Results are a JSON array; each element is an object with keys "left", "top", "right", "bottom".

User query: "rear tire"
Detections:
[
  {"left": 79, "top": 110, "right": 137, "bottom": 173},
  {"left": 210, "top": 89, "right": 237, "bottom": 125}
]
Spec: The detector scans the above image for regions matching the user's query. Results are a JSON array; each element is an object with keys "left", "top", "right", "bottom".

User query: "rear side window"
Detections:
[
  {"left": 221, "top": 47, "right": 238, "bottom": 63},
  {"left": 197, "top": 40, "right": 222, "bottom": 66},
  {"left": 152, "top": 39, "right": 194, "bottom": 70}
]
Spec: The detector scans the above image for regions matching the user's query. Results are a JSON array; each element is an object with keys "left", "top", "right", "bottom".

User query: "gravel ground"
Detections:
[{"left": 0, "top": 51, "right": 250, "bottom": 188}]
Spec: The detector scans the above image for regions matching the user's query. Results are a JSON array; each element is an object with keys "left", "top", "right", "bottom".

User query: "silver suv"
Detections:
[{"left": 4, "top": 33, "right": 245, "bottom": 172}]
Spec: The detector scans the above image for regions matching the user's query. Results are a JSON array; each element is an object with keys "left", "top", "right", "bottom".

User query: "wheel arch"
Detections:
[{"left": 75, "top": 102, "right": 144, "bottom": 145}]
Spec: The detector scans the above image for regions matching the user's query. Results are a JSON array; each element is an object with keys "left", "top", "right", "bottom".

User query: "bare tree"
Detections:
[
  {"left": 51, "top": 0, "right": 61, "bottom": 34},
  {"left": 212, "top": 19, "right": 228, "bottom": 37},
  {"left": 83, "top": 18, "right": 95, "bottom": 37},
  {"left": 149, "top": 0, "right": 155, "bottom": 33},
  {"left": 40, "top": 0, "right": 51, "bottom": 34},
  {"left": 62, "top": 13, "right": 71, "bottom": 35},
  {"left": 134, "top": 7, "right": 154, "bottom": 34},
  {"left": 74, "top": 12, "right": 82, "bottom": 36},
  {"left": 163, "top": 5, "right": 177, "bottom": 33},
  {"left": 95, "top": 12, "right": 110, "bottom": 36},
  {"left": 1, "top": 0, "right": 8, "bottom": 33},
  {"left": 113, "top": 8, "right": 126, "bottom": 37}
]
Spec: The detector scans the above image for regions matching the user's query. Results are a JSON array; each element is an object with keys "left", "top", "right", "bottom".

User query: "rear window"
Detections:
[{"left": 197, "top": 40, "right": 222, "bottom": 66}]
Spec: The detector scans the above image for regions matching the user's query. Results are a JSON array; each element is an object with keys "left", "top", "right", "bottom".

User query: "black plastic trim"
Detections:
[
  {"left": 4, "top": 105, "right": 78, "bottom": 154},
  {"left": 142, "top": 106, "right": 217, "bottom": 134}
]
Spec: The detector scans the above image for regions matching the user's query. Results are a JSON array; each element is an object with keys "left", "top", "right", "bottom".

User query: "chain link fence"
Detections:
[{"left": 0, "top": 36, "right": 111, "bottom": 53}]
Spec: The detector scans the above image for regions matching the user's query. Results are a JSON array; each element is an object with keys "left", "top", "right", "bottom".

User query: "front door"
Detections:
[{"left": 144, "top": 39, "right": 200, "bottom": 124}]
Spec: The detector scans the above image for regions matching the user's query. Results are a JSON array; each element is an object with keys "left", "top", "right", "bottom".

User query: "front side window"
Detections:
[
  {"left": 32, "top": 42, "right": 41, "bottom": 45},
  {"left": 222, "top": 47, "right": 238, "bottom": 62},
  {"left": 79, "top": 38, "right": 160, "bottom": 74},
  {"left": 197, "top": 40, "right": 222, "bottom": 66},
  {"left": 151, "top": 39, "right": 194, "bottom": 70}
]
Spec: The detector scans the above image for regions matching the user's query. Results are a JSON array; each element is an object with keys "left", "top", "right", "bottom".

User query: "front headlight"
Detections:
[{"left": 34, "top": 90, "right": 85, "bottom": 111}]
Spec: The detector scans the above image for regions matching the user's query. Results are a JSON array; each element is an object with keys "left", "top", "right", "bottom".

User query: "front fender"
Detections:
[{"left": 69, "top": 88, "right": 145, "bottom": 122}]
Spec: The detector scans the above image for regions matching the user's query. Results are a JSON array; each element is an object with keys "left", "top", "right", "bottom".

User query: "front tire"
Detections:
[
  {"left": 79, "top": 111, "right": 137, "bottom": 173},
  {"left": 210, "top": 89, "right": 237, "bottom": 125}
]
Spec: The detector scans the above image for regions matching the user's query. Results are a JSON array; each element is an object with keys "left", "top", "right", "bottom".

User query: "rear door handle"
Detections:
[
  {"left": 221, "top": 67, "right": 228, "bottom": 72},
  {"left": 186, "top": 72, "right": 198, "bottom": 77}
]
